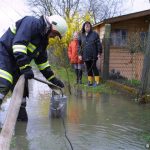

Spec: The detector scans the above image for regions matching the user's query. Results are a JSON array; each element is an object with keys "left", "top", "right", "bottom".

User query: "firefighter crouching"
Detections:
[{"left": 0, "top": 15, "right": 68, "bottom": 121}]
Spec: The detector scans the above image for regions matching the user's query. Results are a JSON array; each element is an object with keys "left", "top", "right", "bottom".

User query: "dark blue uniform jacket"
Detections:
[{"left": 0, "top": 16, "right": 54, "bottom": 87}]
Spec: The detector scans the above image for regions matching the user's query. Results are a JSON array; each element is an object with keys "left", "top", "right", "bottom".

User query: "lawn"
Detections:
[{"left": 52, "top": 66, "right": 117, "bottom": 94}]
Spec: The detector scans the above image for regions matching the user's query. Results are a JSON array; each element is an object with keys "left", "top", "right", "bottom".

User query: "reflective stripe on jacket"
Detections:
[{"left": 0, "top": 16, "right": 54, "bottom": 84}]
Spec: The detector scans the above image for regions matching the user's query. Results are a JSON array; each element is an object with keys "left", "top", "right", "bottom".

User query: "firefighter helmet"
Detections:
[{"left": 46, "top": 15, "right": 68, "bottom": 37}]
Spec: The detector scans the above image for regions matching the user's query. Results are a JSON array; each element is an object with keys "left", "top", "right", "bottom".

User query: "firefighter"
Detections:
[{"left": 0, "top": 15, "right": 68, "bottom": 121}]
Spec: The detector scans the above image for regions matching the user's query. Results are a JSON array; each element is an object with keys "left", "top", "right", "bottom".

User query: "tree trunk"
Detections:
[{"left": 103, "top": 24, "right": 111, "bottom": 80}]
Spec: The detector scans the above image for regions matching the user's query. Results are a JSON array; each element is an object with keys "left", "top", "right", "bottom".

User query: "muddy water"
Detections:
[{"left": 0, "top": 75, "right": 150, "bottom": 150}]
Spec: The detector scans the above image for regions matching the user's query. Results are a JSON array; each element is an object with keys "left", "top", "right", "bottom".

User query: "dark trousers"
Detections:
[{"left": 85, "top": 60, "right": 99, "bottom": 76}]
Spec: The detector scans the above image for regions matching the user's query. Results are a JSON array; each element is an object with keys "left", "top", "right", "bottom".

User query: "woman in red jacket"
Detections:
[{"left": 68, "top": 32, "right": 84, "bottom": 84}]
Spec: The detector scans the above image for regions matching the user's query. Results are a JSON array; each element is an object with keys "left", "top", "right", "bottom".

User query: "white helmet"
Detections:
[{"left": 46, "top": 15, "right": 68, "bottom": 37}]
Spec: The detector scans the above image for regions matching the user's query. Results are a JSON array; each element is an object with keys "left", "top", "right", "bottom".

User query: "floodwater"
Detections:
[{"left": 0, "top": 74, "right": 150, "bottom": 150}]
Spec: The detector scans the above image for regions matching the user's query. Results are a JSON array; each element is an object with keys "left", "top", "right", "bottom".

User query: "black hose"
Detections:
[
  {"left": 61, "top": 115, "right": 74, "bottom": 150},
  {"left": 34, "top": 77, "right": 73, "bottom": 149}
]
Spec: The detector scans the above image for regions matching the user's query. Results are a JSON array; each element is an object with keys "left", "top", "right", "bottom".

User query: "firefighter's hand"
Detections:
[
  {"left": 24, "top": 69, "right": 34, "bottom": 79},
  {"left": 49, "top": 77, "right": 64, "bottom": 88}
]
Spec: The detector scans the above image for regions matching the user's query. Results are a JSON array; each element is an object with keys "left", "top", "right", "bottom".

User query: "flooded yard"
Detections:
[{"left": 0, "top": 74, "right": 150, "bottom": 150}]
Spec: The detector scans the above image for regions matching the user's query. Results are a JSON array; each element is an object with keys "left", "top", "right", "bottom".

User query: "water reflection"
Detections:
[
  {"left": 1, "top": 74, "right": 149, "bottom": 150},
  {"left": 66, "top": 92, "right": 149, "bottom": 150},
  {"left": 73, "top": 88, "right": 83, "bottom": 99},
  {"left": 11, "top": 122, "right": 29, "bottom": 150}
]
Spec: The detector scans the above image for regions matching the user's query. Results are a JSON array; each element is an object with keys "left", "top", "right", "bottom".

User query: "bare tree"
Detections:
[
  {"left": 83, "top": 0, "right": 128, "bottom": 23},
  {"left": 27, "top": 0, "right": 53, "bottom": 16},
  {"left": 27, "top": 0, "right": 128, "bottom": 22},
  {"left": 27, "top": 0, "right": 81, "bottom": 18}
]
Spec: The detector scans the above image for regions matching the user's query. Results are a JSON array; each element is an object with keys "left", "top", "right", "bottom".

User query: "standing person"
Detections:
[
  {"left": 68, "top": 32, "right": 83, "bottom": 84},
  {"left": 0, "top": 15, "right": 68, "bottom": 121},
  {"left": 78, "top": 21, "right": 102, "bottom": 86}
]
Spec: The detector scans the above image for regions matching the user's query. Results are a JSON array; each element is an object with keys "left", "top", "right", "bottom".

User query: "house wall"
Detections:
[
  {"left": 97, "top": 49, "right": 144, "bottom": 80},
  {"left": 94, "top": 24, "right": 105, "bottom": 41},
  {"left": 95, "top": 16, "right": 149, "bottom": 80},
  {"left": 111, "top": 17, "right": 149, "bottom": 32},
  {"left": 108, "top": 48, "right": 144, "bottom": 80}
]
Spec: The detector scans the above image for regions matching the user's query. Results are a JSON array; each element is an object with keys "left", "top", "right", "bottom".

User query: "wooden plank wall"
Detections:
[{"left": 98, "top": 49, "right": 144, "bottom": 80}]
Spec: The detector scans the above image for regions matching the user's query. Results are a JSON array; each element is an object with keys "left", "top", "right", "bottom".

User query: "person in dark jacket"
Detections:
[
  {"left": 78, "top": 21, "right": 102, "bottom": 86},
  {"left": 0, "top": 15, "right": 68, "bottom": 121}
]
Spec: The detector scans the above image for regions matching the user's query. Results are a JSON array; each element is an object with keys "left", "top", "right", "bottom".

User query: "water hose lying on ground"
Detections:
[
  {"left": 33, "top": 77, "right": 74, "bottom": 150},
  {"left": 0, "top": 75, "right": 25, "bottom": 150}
]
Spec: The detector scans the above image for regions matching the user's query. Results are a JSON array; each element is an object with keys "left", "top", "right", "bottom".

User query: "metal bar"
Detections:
[{"left": 33, "top": 77, "right": 63, "bottom": 96}]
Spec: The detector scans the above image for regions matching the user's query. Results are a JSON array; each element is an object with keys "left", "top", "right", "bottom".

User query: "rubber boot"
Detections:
[
  {"left": 75, "top": 69, "right": 79, "bottom": 84},
  {"left": 0, "top": 83, "right": 10, "bottom": 106},
  {"left": 78, "top": 70, "right": 82, "bottom": 84},
  {"left": 87, "top": 76, "right": 93, "bottom": 86},
  {"left": 0, "top": 93, "right": 4, "bottom": 105},
  {"left": 93, "top": 76, "right": 100, "bottom": 87},
  {"left": 17, "top": 98, "right": 28, "bottom": 122}
]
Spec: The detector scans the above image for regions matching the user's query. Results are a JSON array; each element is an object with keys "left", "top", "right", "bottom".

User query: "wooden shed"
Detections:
[{"left": 93, "top": 9, "right": 150, "bottom": 80}]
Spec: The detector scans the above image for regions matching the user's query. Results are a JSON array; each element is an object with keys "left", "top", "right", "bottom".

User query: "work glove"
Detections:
[
  {"left": 24, "top": 69, "right": 34, "bottom": 80},
  {"left": 49, "top": 77, "right": 64, "bottom": 88}
]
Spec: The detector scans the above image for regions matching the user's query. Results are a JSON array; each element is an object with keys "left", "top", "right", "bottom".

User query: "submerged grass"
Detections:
[
  {"left": 76, "top": 83, "right": 117, "bottom": 94},
  {"left": 52, "top": 66, "right": 117, "bottom": 94},
  {"left": 140, "top": 132, "right": 150, "bottom": 146}
]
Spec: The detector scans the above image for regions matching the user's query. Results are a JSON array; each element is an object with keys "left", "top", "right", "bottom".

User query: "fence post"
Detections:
[
  {"left": 103, "top": 24, "right": 111, "bottom": 80},
  {"left": 0, "top": 75, "right": 25, "bottom": 150},
  {"left": 140, "top": 24, "right": 150, "bottom": 95}
]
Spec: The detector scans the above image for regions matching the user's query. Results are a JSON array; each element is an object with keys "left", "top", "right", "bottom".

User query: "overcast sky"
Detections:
[
  {"left": 0, "top": 0, "right": 30, "bottom": 35},
  {"left": 0, "top": 0, "right": 150, "bottom": 36},
  {"left": 126, "top": 0, "right": 150, "bottom": 13}
]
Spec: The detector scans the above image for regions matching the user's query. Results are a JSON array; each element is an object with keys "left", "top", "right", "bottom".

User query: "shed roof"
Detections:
[{"left": 93, "top": 9, "right": 150, "bottom": 27}]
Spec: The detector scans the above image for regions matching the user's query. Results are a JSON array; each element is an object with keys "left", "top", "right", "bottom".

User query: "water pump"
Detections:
[
  {"left": 33, "top": 77, "right": 67, "bottom": 118},
  {"left": 50, "top": 91, "right": 67, "bottom": 118}
]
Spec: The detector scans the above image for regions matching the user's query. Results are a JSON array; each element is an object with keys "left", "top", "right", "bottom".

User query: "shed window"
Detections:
[{"left": 111, "top": 29, "right": 127, "bottom": 47}]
